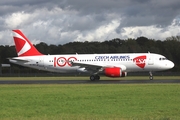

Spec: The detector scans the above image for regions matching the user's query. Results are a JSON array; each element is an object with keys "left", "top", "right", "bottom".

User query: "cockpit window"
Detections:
[{"left": 159, "top": 58, "right": 167, "bottom": 60}]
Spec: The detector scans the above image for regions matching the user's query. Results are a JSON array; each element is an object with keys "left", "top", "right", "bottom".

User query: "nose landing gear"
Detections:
[{"left": 149, "top": 71, "right": 153, "bottom": 80}]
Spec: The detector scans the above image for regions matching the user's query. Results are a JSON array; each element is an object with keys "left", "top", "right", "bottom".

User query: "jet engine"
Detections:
[{"left": 104, "top": 67, "right": 127, "bottom": 77}]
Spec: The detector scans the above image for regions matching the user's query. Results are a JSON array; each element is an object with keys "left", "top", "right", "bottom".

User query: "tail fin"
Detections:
[{"left": 13, "top": 30, "right": 43, "bottom": 57}]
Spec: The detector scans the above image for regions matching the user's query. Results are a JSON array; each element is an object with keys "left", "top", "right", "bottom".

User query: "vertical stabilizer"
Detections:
[{"left": 13, "top": 30, "right": 43, "bottom": 56}]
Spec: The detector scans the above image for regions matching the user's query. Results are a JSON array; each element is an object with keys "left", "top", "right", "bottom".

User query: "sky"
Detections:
[{"left": 0, "top": 0, "right": 180, "bottom": 45}]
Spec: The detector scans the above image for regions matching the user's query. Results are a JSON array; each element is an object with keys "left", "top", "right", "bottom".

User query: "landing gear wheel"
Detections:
[
  {"left": 95, "top": 75, "right": 100, "bottom": 80},
  {"left": 90, "top": 75, "right": 100, "bottom": 81},
  {"left": 90, "top": 75, "right": 96, "bottom": 81},
  {"left": 149, "top": 76, "right": 153, "bottom": 80},
  {"left": 149, "top": 71, "right": 153, "bottom": 80}
]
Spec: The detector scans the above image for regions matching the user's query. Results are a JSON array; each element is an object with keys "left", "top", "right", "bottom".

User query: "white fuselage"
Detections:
[{"left": 10, "top": 53, "right": 174, "bottom": 74}]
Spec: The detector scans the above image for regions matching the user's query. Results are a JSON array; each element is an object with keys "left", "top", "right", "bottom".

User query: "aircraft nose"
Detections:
[
  {"left": 170, "top": 61, "right": 174, "bottom": 68},
  {"left": 167, "top": 61, "right": 174, "bottom": 69}
]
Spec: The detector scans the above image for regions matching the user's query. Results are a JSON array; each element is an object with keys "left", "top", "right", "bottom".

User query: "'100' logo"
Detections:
[{"left": 54, "top": 57, "right": 77, "bottom": 67}]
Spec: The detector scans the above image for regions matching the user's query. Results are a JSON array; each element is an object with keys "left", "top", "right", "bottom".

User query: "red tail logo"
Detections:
[
  {"left": 133, "top": 55, "right": 146, "bottom": 68},
  {"left": 13, "top": 30, "right": 43, "bottom": 56}
]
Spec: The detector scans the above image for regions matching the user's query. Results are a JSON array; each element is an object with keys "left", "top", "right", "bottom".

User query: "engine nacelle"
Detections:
[{"left": 104, "top": 67, "right": 127, "bottom": 77}]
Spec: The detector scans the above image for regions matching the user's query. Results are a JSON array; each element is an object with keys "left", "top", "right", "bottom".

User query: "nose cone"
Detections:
[
  {"left": 159, "top": 60, "right": 174, "bottom": 70},
  {"left": 166, "top": 60, "right": 174, "bottom": 69},
  {"left": 169, "top": 61, "right": 174, "bottom": 69}
]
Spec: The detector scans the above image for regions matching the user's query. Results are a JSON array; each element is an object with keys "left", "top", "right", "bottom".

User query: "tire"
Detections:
[
  {"left": 95, "top": 75, "right": 100, "bottom": 80},
  {"left": 90, "top": 75, "right": 96, "bottom": 81},
  {"left": 90, "top": 75, "right": 100, "bottom": 81},
  {"left": 149, "top": 76, "right": 153, "bottom": 80}
]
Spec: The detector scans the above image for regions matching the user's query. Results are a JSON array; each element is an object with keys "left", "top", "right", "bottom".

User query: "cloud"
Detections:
[
  {"left": 0, "top": 0, "right": 179, "bottom": 45},
  {"left": 5, "top": 11, "right": 33, "bottom": 28},
  {"left": 74, "top": 20, "right": 120, "bottom": 42}
]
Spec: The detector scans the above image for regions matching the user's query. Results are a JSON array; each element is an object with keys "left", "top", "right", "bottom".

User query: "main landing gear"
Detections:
[
  {"left": 149, "top": 71, "right": 153, "bottom": 80},
  {"left": 90, "top": 74, "right": 100, "bottom": 81}
]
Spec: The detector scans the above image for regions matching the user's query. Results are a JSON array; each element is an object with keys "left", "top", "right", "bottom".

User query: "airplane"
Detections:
[{"left": 9, "top": 29, "right": 174, "bottom": 81}]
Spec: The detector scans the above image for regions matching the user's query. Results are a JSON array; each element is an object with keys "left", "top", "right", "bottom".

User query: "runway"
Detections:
[{"left": 0, "top": 79, "right": 180, "bottom": 84}]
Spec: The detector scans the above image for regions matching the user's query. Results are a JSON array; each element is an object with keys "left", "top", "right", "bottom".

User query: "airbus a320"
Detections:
[{"left": 9, "top": 30, "right": 174, "bottom": 81}]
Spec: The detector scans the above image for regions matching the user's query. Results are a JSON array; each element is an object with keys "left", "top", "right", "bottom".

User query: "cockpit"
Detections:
[{"left": 159, "top": 57, "right": 168, "bottom": 60}]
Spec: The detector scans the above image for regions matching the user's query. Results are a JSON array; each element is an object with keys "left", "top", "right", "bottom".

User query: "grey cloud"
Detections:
[
  {"left": 61, "top": 0, "right": 180, "bottom": 30},
  {"left": 1, "top": 0, "right": 180, "bottom": 27},
  {"left": 0, "top": 0, "right": 179, "bottom": 45}
]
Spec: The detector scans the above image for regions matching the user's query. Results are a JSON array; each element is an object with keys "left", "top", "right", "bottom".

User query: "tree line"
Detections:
[{"left": 0, "top": 36, "right": 180, "bottom": 73}]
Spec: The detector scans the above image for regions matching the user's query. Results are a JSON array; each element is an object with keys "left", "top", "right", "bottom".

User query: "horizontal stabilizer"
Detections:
[{"left": 8, "top": 58, "right": 29, "bottom": 63}]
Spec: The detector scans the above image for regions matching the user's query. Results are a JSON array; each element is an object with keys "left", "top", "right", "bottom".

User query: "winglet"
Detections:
[{"left": 12, "top": 30, "right": 43, "bottom": 56}]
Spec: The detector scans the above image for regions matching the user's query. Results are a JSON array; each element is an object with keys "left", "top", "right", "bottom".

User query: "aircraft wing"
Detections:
[
  {"left": 71, "top": 61, "right": 101, "bottom": 71},
  {"left": 71, "top": 61, "right": 120, "bottom": 73}
]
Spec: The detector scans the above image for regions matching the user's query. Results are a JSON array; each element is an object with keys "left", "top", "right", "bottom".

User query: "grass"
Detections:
[
  {"left": 0, "top": 76, "right": 179, "bottom": 80},
  {"left": 0, "top": 84, "right": 180, "bottom": 120}
]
